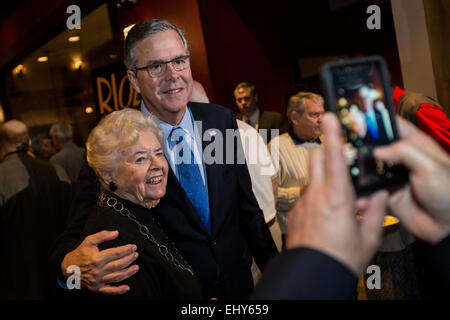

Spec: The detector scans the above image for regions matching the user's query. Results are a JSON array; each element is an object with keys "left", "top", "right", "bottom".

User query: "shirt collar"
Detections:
[
  {"left": 288, "top": 129, "right": 322, "bottom": 145},
  {"left": 140, "top": 100, "right": 151, "bottom": 115},
  {"left": 140, "top": 101, "right": 194, "bottom": 141},
  {"left": 244, "top": 108, "right": 260, "bottom": 126}
]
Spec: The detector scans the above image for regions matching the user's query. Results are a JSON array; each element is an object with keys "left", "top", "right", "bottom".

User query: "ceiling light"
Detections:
[
  {"left": 73, "top": 60, "right": 82, "bottom": 70},
  {"left": 37, "top": 56, "right": 48, "bottom": 62},
  {"left": 12, "top": 64, "right": 24, "bottom": 75},
  {"left": 68, "top": 36, "right": 80, "bottom": 42},
  {"left": 123, "top": 24, "right": 135, "bottom": 39},
  {"left": 85, "top": 106, "right": 94, "bottom": 114}
]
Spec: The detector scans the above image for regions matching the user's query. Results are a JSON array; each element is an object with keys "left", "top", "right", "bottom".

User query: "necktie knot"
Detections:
[
  {"left": 168, "top": 126, "right": 186, "bottom": 150},
  {"left": 169, "top": 126, "right": 185, "bottom": 142}
]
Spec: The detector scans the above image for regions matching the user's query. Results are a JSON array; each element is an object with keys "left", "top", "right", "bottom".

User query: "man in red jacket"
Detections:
[{"left": 392, "top": 86, "right": 449, "bottom": 154}]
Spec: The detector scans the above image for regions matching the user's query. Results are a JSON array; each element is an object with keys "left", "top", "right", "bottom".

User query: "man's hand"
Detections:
[
  {"left": 374, "top": 116, "right": 450, "bottom": 244},
  {"left": 286, "top": 113, "right": 388, "bottom": 276},
  {"left": 61, "top": 230, "right": 139, "bottom": 295}
]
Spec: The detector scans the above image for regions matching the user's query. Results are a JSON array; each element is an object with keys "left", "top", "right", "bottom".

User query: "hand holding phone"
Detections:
[{"left": 320, "top": 56, "right": 409, "bottom": 196}]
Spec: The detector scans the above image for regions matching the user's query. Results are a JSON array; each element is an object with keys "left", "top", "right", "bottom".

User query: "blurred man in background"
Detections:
[
  {"left": 234, "top": 82, "right": 289, "bottom": 142},
  {"left": 269, "top": 92, "right": 324, "bottom": 248},
  {"left": 49, "top": 121, "right": 85, "bottom": 183},
  {"left": 0, "top": 120, "right": 71, "bottom": 299}
]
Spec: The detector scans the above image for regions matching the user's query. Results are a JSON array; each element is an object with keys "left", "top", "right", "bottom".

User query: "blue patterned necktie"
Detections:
[{"left": 169, "top": 126, "right": 211, "bottom": 234}]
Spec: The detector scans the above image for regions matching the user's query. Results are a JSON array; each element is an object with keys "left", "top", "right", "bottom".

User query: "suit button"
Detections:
[{"left": 210, "top": 241, "right": 217, "bottom": 247}]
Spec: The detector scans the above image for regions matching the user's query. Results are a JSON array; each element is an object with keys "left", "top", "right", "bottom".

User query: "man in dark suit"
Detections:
[
  {"left": 0, "top": 120, "right": 72, "bottom": 299},
  {"left": 234, "top": 82, "right": 288, "bottom": 142},
  {"left": 52, "top": 19, "right": 277, "bottom": 300}
]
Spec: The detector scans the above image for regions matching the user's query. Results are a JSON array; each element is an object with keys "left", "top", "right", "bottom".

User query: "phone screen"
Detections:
[{"left": 322, "top": 57, "right": 408, "bottom": 195}]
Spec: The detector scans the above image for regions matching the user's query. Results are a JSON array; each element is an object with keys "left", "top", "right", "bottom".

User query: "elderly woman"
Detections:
[{"left": 82, "top": 108, "right": 202, "bottom": 299}]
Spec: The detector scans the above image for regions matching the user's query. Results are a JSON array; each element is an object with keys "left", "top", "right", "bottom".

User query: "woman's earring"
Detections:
[{"left": 109, "top": 181, "right": 118, "bottom": 192}]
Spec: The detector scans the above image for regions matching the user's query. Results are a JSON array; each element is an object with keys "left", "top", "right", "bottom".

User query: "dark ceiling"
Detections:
[
  {"left": 227, "top": 0, "right": 398, "bottom": 79},
  {"left": 0, "top": 1, "right": 23, "bottom": 24}
]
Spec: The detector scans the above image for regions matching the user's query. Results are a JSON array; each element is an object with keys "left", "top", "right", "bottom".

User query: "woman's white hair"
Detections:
[{"left": 86, "top": 108, "right": 163, "bottom": 183}]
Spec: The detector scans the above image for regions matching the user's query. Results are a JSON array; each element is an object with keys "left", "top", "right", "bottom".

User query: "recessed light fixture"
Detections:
[
  {"left": 123, "top": 24, "right": 135, "bottom": 39},
  {"left": 37, "top": 56, "right": 48, "bottom": 62},
  {"left": 68, "top": 36, "right": 80, "bottom": 42},
  {"left": 12, "top": 64, "right": 24, "bottom": 75},
  {"left": 73, "top": 60, "right": 83, "bottom": 70}
]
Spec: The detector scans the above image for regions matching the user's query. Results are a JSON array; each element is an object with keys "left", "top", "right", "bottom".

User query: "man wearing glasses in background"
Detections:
[{"left": 51, "top": 19, "right": 277, "bottom": 300}]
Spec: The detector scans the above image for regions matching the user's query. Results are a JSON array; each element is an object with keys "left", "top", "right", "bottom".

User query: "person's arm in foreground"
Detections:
[{"left": 251, "top": 113, "right": 388, "bottom": 299}]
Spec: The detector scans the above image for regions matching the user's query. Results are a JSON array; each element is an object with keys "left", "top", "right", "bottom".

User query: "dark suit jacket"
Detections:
[
  {"left": 251, "top": 247, "right": 358, "bottom": 300},
  {"left": 424, "top": 234, "right": 450, "bottom": 298},
  {"left": 50, "top": 102, "right": 278, "bottom": 300},
  {"left": 237, "top": 110, "right": 289, "bottom": 142}
]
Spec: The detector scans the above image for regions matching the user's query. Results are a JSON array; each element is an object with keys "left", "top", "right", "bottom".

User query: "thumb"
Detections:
[
  {"left": 374, "top": 140, "right": 427, "bottom": 174},
  {"left": 389, "top": 187, "right": 446, "bottom": 244},
  {"left": 84, "top": 230, "right": 119, "bottom": 247}
]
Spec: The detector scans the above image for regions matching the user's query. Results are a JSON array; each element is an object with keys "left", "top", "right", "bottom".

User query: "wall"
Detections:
[
  {"left": 391, "top": 0, "right": 437, "bottom": 99},
  {"left": 198, "top": 0, "right": 295, "bottom": 114},
  {"left": 198, "top": 0, "right": 403, "bottom": 115},
  {"left": 423, "top": 0, "right": 450, "bottom": 114}
]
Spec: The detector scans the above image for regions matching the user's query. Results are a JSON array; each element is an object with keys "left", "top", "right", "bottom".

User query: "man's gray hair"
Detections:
[
  {"left": 50, "top": 121, "right": 73, "bottom": 143},
  {"left": 86, "top": 108, "right": 163, "bottom": 183},
  {"left": 124, "top": 19, "right": 189, "bottom": 71},
  {"left": 286, "top": 91, "right": 324, "bottom": 121}
]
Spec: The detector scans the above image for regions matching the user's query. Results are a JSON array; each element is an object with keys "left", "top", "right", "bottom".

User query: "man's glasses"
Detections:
[{"left": 134, "top": 55, "right": 190, "bottom": 77}]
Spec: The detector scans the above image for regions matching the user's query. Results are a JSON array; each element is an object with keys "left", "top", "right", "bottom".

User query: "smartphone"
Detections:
[{"left": 320, "top": 56, "right": 408, "bottom": 196}]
